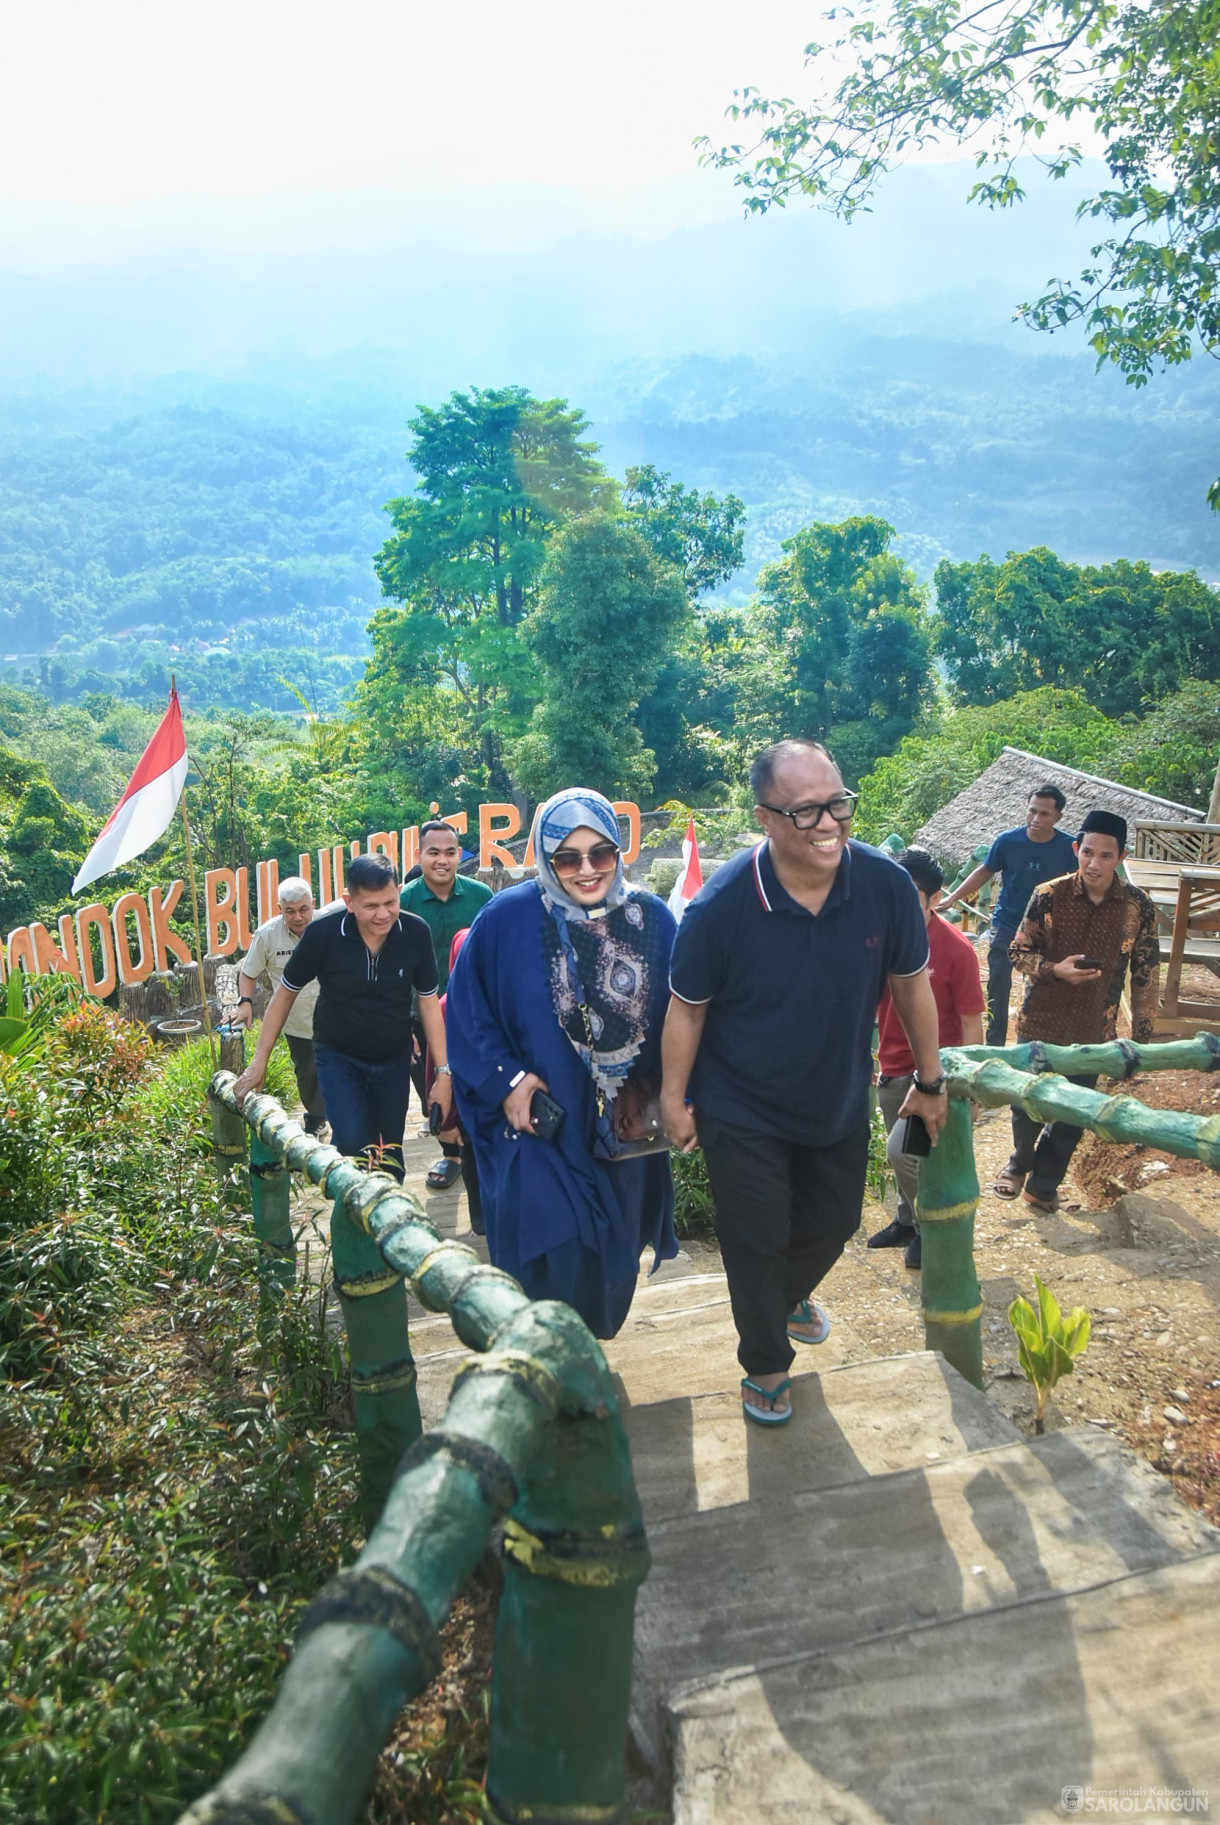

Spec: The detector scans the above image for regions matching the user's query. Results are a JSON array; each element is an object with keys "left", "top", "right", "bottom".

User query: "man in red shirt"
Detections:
[{"left": 869, "top": 847, "right": 986, "bottom": 1268}]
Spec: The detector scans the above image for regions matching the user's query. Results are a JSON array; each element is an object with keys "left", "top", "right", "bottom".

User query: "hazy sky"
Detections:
[{"left": 1, "top": 0, "right": 824, "bottom": 204}]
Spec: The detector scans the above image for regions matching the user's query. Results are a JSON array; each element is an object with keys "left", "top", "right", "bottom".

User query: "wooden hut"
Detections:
[{"left": 913, "top": 746, "right": 1201, "bottom": 871}]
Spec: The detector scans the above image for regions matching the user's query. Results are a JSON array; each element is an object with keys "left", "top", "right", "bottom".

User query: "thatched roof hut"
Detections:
[{"left": 913, "top": 746, "right": 1202, "bottom": 870}]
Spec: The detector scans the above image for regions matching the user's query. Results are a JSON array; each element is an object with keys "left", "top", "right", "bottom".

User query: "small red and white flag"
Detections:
[
  {"left": 667, "top": 817, "right": 704, "bottom": 924},
  {"left": 72, "top": 686, "right": 188, "bottom": 894}
]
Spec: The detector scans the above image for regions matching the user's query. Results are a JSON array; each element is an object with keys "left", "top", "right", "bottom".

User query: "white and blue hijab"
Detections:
[{"left": 532, "top": 788, "right": 664, "bottom": 1106}]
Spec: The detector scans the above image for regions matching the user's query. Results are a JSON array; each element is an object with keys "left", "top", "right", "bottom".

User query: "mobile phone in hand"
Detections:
[
  {"left": 529, "top": 1088, "right": 566, "bottom": 1144},
  {"left": 429, "top": 1100, "right": 444, "bottom": 1135},
  {"left": 900, "top": 1113, "right": 933, "bottom": 1157},
  {"left": 1076, "top": 956, "right": 1104, "bottom": 972}
]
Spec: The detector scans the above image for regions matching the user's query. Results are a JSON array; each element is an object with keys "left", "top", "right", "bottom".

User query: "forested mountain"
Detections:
[
  {"left": 3, "top": 329, "right": 1219, "bottom": 717},
  {"left": 2, "top": 159, "right": 1219, "bottom": 718}
]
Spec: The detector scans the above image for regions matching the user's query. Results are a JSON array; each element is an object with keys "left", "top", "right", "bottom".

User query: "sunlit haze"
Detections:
[{"left": 1, "top": 0, "right": 819, "bottom": 205}]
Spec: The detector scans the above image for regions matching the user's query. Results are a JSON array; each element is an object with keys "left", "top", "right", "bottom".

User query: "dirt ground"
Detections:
[{"left": 830, "top": 1068, "right": 1220, "bottom": 1531}]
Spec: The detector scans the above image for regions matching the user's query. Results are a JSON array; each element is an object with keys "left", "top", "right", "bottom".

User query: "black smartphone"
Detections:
[
  {"left": 1077, "top": 956, "right": 1104, "bottom": 972},
  {"left": 428, "top": 1100, "right": 444, "bottom": 1136},
  {"left": 529, "top": 1088, "right": 566, "bottom": 1144},
  {"left": 899, "top": 1113, "right": 933, "bottom": 1158}
]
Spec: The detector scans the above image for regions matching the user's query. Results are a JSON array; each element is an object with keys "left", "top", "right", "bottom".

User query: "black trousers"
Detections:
[
  {"left": 1008, "top": 1072, "right": 1098, "bottom": 1203},
  {"left": 986, "top": 928, "right": 1017, "bottom": 1048},
  {"left": 285, "top": 1034, "right": 327, "bottom": 1133},
  {"left": 700, "top": 1116, "right": 869, "bottom": 1378}
]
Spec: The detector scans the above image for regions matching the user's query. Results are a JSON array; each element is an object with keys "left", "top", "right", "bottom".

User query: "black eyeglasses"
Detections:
[
  {"left": 550, "top": 841, "right": 621, "bottom": 876},
  {"left": 760, "top": 792, "right": 858, "bottom": 829}
]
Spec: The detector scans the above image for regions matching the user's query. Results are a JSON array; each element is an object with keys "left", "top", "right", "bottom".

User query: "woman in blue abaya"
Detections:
[{"left": 445, "top": 787, "right": 678, "bottom": 1338}]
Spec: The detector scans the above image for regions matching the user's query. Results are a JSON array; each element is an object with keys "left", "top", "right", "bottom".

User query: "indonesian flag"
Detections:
[
  {"left": 667, "top": 817, "right": 704, "bottom": 924},
  {"left": 72, "top": 687, "right": 188, "bottom": 894}
]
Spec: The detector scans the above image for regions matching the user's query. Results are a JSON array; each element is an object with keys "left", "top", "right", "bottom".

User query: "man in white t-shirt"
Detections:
[{"left": 231, "top": 876, "right": 326, "bottom": 1134}]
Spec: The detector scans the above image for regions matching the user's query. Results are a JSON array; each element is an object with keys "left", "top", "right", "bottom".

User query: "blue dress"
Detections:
[{"left": 445, "top": 881, "right": 678, "bottom": 1338}]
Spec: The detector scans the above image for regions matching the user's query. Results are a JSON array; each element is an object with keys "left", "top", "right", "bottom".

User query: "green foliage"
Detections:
[
  {"left": 1107, "top": 679, "right": 1220, "bottom": 808},
  {"left": 622, "top": 464, "right": 745, "bottom": 598},
  {"left": 867, "top": 1099, "right": 894, "bottom": 1205},
  {"left": 131, "top": 1026, "right": 297, "bottom": 1150},
  {"left": 726, "top": 516, "right": 935, "bottom": 786},
  {"left": 0, "top": 737, "right": 93, "bottom": 927},
  {"left": 364, "top": 386, "right": 609, "bottom": 803},
  {"left": 1008, "top": 1274, "right": 1091, "bottom": 1431},
  {"left": 0, "top": 399, "right": 385, "bottom": 670},
  {"left": 853, "top": 688, "right": 1119, "bottom": 845},
  {"left": 511, "top": 512, "right": 688, "bottom": 800},
  {"left": 0, "top": 998, "right": 359, "bottom": 1824},
  {"left": 699, "top": 0, "right": 1220, "bottom": 501},
  {"left": 935, "top": 549, "right": 1220, "bottom": 715},
  {"left": 671, "top": 1146, "right": 717, "bottom": 1239}
]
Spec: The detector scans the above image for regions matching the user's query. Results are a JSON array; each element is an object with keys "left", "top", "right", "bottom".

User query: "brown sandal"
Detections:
[
  {"left": 1021, "top": 1186, "right": 1059, "bottom": 1213},
  {"left": 993, "top": 1169, "right": 1026, "bottom": 1200}
]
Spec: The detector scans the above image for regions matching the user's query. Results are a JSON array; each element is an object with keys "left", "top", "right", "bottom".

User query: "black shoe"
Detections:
[
  {"left": 867, "top": 1219, "right": 916, "bottom": 1250},
  {"left": 904, "top": 1232, "right": 922, "bottom": 1270}
]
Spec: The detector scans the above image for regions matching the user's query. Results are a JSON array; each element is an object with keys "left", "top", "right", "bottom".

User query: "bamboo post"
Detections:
[
  {"left": 249, "top": 1129, "right": 296, "bottom": 1289},
  {"left": 188, "top": 1074, "right": 646, "bottom": 1825},
  {"left": 915, "top": 1093, "right": 984, "bottom": 1388},
  {"left": 332, "top": 1193, "right": 422, "bottom": 1521},
  {"left": 1164, "top": 870, "right": 1193, "bottom": 1016},
  {"left": 231, "top": 1085, "right": 422, "bottom": 1522},
  {"left": 488, "top": 1315, "right": 649, "bottom": 1824},
  {"left": 209, "top": 1027, "right": 249, "bottom": 1204}
]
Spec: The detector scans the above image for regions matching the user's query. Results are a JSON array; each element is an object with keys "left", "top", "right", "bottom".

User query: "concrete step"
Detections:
[
  {"left": 665, "top": 1550, "right": 1220, "bottom": 1824},
  {"left": 631, "top": 1377, "right": 1220, "bottom": 1815},
  {"left": 621, "top": 1350, "right": 1020, "bottom": 1529}
]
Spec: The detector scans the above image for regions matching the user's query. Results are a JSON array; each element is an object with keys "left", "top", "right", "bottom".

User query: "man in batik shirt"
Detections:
[{"left": 993, "top": 808, "right": 1160, "bottom": 1214}]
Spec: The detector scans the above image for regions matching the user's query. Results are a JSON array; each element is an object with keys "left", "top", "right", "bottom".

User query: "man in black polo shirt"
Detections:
[
  {"left": 661, "top": 739, "right": 947, "bottom": 1426},
  {"left": 232, "top": 853, "right": 452, "bottom": 1178}
]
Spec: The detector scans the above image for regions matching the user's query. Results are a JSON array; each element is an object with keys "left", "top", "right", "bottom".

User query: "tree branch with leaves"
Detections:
[{"left": 699, "top": 0, "right": 1220, "bottom": 501}]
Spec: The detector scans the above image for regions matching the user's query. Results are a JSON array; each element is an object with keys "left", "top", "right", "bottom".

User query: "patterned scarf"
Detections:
[{"left": 531, "top": 788, "right": 657, "bottom": 1105}]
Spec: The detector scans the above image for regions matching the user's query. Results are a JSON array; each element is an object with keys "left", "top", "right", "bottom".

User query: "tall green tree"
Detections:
[
  {"left": 935, "top": 548, "right": 1220, "bottom": 715},
  {"left": 361, "top": 387, "right": 609, "bottom": 802},
  {"left": 734, "top": 516, "right": 933, "bottom": 778},
  {"left": 700, "top": 0, "right": 1220, "bottom": 502},
  {"left": 623, "top": 465, "right": 748, "bottom": 800},
  {"left": 510, "top": 513, "right": 688, "bottom": 801},
  {"left": 623, "top": 464, "right": 746, "bottom": 596}
]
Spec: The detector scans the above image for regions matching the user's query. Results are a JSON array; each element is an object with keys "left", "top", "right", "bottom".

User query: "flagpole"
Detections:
[{"left": 173, "top": 678, "right": 217, "bottom": 1066}]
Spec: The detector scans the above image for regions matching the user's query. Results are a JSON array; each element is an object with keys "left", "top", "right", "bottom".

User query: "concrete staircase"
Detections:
[{"left": 397, "top": 1136, "right": 1220, "bottom": 1824}]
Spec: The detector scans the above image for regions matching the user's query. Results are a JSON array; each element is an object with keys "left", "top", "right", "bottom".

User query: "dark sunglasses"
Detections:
[
  {"left": 760, "top": 791, "right": 858, "bottom": 829},
  {"left": 550, "top": 841, "right": 621, "bottom": 876}
]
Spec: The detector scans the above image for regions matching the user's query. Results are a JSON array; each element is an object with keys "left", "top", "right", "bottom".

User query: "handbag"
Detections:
[{"left": 576, "top": 1003, "right": 672, "bottom": 1162}]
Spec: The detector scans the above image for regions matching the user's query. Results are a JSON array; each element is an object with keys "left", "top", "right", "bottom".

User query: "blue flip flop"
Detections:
[
  {"left": 741, "top": 1376, "right": 793, "bottom": 1425},
  {"left": 787, "top": 1299, "right": 831, "bottom": 1345}
]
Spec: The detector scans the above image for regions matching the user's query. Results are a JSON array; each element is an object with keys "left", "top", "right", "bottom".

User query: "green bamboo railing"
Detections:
[
  {"left": 183, "top": 1073, "right": 647, "bottom": 1825},
  {"left": 918, "top": 1034, "right": 1220, "bottom": 1387}
]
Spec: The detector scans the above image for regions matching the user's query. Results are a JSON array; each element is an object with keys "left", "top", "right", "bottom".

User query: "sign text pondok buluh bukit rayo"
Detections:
[{"left": 6, "top": 800, "right": 643, "bottom": 994}]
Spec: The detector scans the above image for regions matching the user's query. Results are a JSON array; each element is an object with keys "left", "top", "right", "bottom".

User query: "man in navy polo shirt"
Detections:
[
  {"left": 232, "top": 853, "right": 452, "bottom": 1179},
  {"left": 661, "top": 739, "right": 947, "bottom": 1427}
]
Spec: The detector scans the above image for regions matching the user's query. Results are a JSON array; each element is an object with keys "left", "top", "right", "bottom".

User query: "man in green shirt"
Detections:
[{"left": 400, "top": 820, "right": 493, "bottom": 1189}]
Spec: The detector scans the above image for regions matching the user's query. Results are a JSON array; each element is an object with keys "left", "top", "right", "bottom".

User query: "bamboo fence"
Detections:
[
  {"left": 920, "top": 1034, "right": 1220, "bottom": 1386},
  {"left": 183, "top": 1072, "right": 646, "bottom": 1825}
]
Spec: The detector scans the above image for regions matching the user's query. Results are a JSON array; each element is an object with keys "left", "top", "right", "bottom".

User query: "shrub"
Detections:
[{"left": 0, "top": 999, "right": 360, "bottom": 1823}]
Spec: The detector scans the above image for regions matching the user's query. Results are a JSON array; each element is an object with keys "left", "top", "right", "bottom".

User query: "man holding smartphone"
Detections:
[
  {"left": 994, "top": 809, "right": 1159, "bottom": 1213},
  {"left": 870, "top": 847, "right": 986, "bottom": 1269}
]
